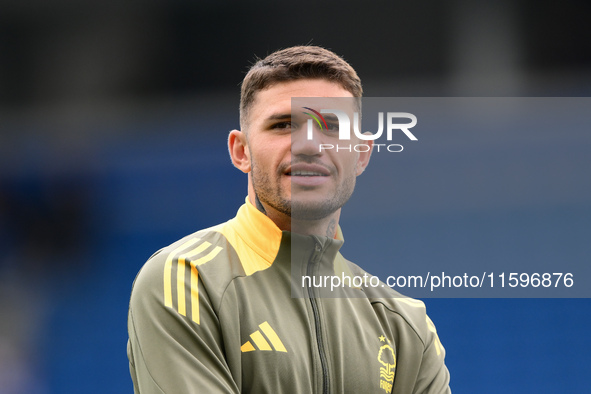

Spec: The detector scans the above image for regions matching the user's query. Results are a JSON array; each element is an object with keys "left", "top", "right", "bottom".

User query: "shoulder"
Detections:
[{"left": 130, "top": 223, "right": 245, "bottom": 314}]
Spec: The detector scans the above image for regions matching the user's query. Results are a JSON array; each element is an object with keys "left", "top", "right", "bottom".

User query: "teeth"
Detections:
[{"left": 291, "top": 171, "right": 325, "bottom": 176}]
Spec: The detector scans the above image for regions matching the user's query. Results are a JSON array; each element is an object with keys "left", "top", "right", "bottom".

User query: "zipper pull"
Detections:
[{"left": 309, "top": 239, "right": 323, "bottom": 266}]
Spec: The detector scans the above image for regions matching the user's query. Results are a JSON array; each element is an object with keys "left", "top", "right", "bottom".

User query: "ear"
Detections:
[
  {"left": 355, "top": 138, "right": 373, "bottom": 176},
  {"left": 228, "top": 129, "right": 251, "bottom": 173}
]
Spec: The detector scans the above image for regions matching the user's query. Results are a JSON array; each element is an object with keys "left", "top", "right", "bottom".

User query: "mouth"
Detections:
[
  {"left": 286, "top": 163, "right": 331, "bottom": 177},
  {"left": 285, "top": 163, "right": 332, "bottom": 187},
  {"left": 287, "top": 170, "right": 329, "bottom": 177}
]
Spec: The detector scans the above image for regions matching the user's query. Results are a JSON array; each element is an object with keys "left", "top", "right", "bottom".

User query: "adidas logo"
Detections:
[{"left": 241, "top": 321, "right": 287, "bottom": 353}]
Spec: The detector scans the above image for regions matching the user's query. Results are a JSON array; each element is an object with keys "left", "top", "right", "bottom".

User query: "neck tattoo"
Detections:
[{"left": 326, "top": 219, "right": 337, "bottom": 238}]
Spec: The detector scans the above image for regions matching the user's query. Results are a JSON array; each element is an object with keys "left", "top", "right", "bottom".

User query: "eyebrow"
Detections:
[
  {"left": 265, "top": 113, "right": 292, "bottom": 121},
  {"left": 322, "top": 114, "right": 339, "bottom": 123}
]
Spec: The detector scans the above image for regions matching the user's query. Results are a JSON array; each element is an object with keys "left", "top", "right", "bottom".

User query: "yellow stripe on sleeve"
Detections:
[
  {"left": 186, "top": 243, "right": 223, "bottom": 325},
  {"left": 190, "top": 264, "right": 200, "bottom": 324},
  {"left": 163, "top": 238, "right": 200, "bottom": 308},
  {"left": 426, "top": 316, "right": 443, "bottom": 356},
  {"left": 176, "top": 242, "right": 211, "bottom": 316},
  {"left": 187, "top": 245, "right": 221, "bottom": 324},
  {"left": 192, "top": 246, "right": 223, "bottom": 266}
]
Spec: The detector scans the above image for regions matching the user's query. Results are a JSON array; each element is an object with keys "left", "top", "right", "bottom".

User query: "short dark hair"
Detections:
[{"left": 240, "top": 46, "right": 362, "bottom": 129}]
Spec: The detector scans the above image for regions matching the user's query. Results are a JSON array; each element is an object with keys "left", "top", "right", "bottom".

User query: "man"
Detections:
[{"left": 127, "top": 46, "right": 451, "bottom": 393}]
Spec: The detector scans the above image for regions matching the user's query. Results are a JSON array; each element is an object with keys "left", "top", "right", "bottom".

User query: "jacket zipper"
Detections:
[{"left": 307, "top": 239, "right": 330, "bottom": 394}]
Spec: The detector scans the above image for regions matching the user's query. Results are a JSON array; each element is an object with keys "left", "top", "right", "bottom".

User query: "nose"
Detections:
[{"left": 291, "top": 119, "right": 323, "bottom": 157}]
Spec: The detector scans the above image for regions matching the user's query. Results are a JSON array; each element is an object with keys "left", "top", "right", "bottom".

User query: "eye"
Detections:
[
  {"left": 325, "top": 122, "right": 340, "bottom": 132},
  {"left": 271, "top": 121, "right": 292, "bottom": 130},
  {"left": 270, "top": 120, "right": 302, "bottom": 132}
]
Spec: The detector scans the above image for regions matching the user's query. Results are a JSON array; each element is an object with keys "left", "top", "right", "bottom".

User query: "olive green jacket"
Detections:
[{"left": 127, "top": 199, "right": 451, "bottom": 393}]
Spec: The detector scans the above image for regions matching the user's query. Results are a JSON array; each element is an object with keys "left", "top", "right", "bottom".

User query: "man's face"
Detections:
[{"left": 243, "top": 79, "right": 370, "bottom": 221}]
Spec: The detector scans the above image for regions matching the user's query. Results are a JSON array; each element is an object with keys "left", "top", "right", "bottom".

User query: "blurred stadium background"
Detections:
[{"left": 0, "top": 1, "right": 590, "bottom": 393}]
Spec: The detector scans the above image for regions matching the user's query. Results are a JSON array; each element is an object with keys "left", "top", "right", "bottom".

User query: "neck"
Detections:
[
  {"left": 262, "top": 206, "right": 340, "bottom": 238},
  {"left": 290, "top": 213, "right": 340, "bottom": 237},
  {"left": 248, "top": 194, "right": 340, "bottom": 238}
]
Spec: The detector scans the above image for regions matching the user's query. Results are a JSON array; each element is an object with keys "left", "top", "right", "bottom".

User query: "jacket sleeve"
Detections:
[
  {"left": 412, "top": 314, "right": 451, "bottom": 394},
  {"left": 127, "top": 252, "right": 239, "bottom": 394}
]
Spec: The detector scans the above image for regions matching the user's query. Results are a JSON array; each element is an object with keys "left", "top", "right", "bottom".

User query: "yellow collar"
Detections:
[
  {"left": 227, "top": 197, "right": 345, "bottom": 264},
  {"left": 229, "top": 197, "right": 284, "bottom": 264}
]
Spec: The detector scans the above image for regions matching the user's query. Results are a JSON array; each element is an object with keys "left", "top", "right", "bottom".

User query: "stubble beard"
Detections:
[{"left": 250, "top": 158, "right": 356, "bottom": 221}]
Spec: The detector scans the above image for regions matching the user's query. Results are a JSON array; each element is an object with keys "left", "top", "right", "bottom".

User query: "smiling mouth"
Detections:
[{"left": 287, "top": 171, "right": 329, "bottom": 177}]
